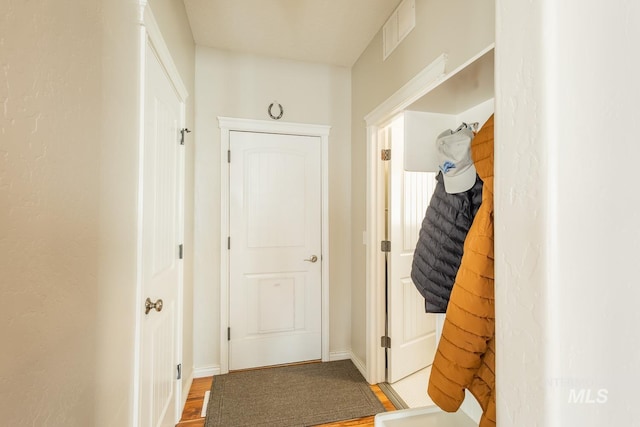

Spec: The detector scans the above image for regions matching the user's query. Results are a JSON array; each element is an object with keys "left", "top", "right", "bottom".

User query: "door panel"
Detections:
[
  {"left": 387, "top": 119, "right": 438, "bottom": 383},
  {"left": 229, "top": 131, "right": 322, "bottom": 371},
  {"left": 140, "top": 39, "right": 181, "bottom": 427}
]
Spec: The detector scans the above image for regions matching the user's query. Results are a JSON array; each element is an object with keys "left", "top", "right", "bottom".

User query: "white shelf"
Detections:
[
  {"left": 407, "top": 46, "right": 494, "bottom": 115},
  {"left": 402, "top": 45, "right": 495, "bottom": 172}
]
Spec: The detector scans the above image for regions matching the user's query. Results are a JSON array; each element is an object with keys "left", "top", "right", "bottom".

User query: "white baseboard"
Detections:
[
  {"left": 193, "top": 356, "right": 366, "bottom": 379},
  {"left": 329, "top": 350, "right": 368, "bottom": 383},
  {"left": 193, "top": 364, "right": 221, "bottom": 378},
  {"left": 348, "top": 351, "right": 368, "bottom": 381},
  {"left": 329, "top": 350, "right": 352, "bottom": 361}
]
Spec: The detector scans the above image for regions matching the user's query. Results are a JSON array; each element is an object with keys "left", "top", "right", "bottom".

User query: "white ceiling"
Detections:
[{"left": 183, "top": 0, "right": 403, "bottom": 67}]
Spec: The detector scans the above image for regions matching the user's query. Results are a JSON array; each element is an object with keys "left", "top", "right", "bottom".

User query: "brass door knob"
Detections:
[{"left": 145, "top": 298, "right": 164, "bottom": 315}]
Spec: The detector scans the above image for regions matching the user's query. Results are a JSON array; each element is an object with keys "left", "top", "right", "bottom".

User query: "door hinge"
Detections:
[
  {"left": 381, "top": 336, "right": 391, "bottom": 348},
  {"left": 227, "top": 327, "right": 231, "bottom": 341},
  {"left": 381, "top": 149, "right": 391, "bottom": 161},
  {"left": 381, "top": 240, "right": 391, "bottom": 252},
  {"left": 180, "top": 128, "right": 191, "bottom": 145},
  {"left": 178, "top": 244, "right": 183, "bottom": 259},
  {"left": 176, "top": 363, "right": 182, "bottom": 380},
  {"left": 227, "top": 236, "right": 231, "bottom": 250},
  {"left": 227, "top": 150, "right": 231, "bottom": 163}
]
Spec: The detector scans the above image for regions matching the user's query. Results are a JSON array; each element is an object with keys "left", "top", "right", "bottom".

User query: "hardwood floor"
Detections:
[
  {"left": 176, "top": 376, "right": 396, "bottom": 427},
  {"left": 177, "top": 377, "right": 214, "bottom": 425}
]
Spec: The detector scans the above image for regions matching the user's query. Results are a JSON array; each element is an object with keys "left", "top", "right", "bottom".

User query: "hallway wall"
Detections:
[
  {"left": 0, "top": 1, "right": 195, "bottom": 425},
  {"left": 496, "top": 0, "right": 640, "bottom": 425},
  {"left": 193, "top": 47, "right": 352, "bottom": 372},
  {"left": 1, "top": 1, "right": 103, "bottom": 424},
  {"left": 95, "top": 1, "right": 140, "bottom": 424}
]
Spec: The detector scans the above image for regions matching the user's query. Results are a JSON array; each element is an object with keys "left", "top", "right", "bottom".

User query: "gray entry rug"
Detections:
[{"left": 205, "top": 359, "right": 386, "bottom": 427}]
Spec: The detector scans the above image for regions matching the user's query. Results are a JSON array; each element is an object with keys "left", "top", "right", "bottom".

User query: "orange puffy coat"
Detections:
[{"left": 427, "top": 115, "right": 496, "bottom": 426}]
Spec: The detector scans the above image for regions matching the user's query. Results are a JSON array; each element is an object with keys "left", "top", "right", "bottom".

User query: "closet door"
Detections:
[
  {"left": 139, "top": 36, "right": 183, "bottom": 427},
  {"left": 386, "top": 118, "right": 438, "bottom": 383}
]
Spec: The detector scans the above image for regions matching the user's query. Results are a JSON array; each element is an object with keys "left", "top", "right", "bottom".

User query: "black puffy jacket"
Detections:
[{"left": 411, "top": 172, "right": 483, "bottom": 313}]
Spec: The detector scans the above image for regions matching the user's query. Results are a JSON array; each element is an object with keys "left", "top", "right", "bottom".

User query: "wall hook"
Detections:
[{"left": 180, "top": 128, "right": 191, "bottom": 145}]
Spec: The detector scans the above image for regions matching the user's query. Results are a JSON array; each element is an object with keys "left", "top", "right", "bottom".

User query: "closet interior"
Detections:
[
  {"left": 373, "top": 44, "right": 495, "bottom": 426},
  {"left": 403, "top": 46, "right": 494, "bottom": 173}
]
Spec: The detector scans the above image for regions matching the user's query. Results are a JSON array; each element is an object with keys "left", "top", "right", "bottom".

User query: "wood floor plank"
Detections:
[
  {"left": 177, "top": 376, "right": 213, "bottom": 424},
  {"left": 176, "top": 419, "right": 205, "bottom": 427},
  {"left": 176, "top": 376, "right": 396, "bottom": 427}
]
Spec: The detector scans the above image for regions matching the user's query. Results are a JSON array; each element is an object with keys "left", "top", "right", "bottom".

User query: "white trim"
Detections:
[
  {"left": 132, "top": 20, "right": 146, "bottom": 427},
  {"left": 321, "top": 126, "right": 330, "bottom": 364},
  {"left": 219, "top": 123, "right": 230, "bottom": 376},
  {"left": 329, "top": 351, "right": 353, "bottom": 361},
  {"left": 350, "top": 351, "right": 368, "bottom": 382},
  {"left": 364, "top": 45, "right": 495, "bottom": 386},
  {"left": 364, "top": 124, "right": 388, "bottom": 384},
  {"left": 175, "top": 104, "right": 186, "bottom": 425},
  {"left": 193, "top": 365, "right": 222, "bottom": 378},
  {"left": 364, "top": 53, "right": 447, "bottom": 126},
  {"left": 200, "top": 391, "right": 211, "bottom": 418},
  {"left": 138, "top": 4, "right": 189, "bottom": 102},
  {"left": 133, "top": 2, "right": 189, "bottom": 426},
  {"left": 218, "top": 117, "right": 331, "bottom": 375},
  {"left": 218, "top": 117, "right": 331, "bottom": 137},
  {"left": 364, "top": 43, "right": 495, "bottom": 127}
]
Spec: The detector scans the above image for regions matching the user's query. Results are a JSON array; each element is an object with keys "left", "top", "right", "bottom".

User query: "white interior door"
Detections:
[
  {"left": 229, "top": 131, "right": 322, "bottom": 371},
  {"left": 386, "top": 117, "right": 438, "bottom": 383},
  {"left": 139, "top": 39, "right": 182, "bottom": 427}
]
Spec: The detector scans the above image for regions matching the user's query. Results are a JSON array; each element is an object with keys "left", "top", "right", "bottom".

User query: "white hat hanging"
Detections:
[{"left": 436, "top": 125, "right": 477, "bottom": 194}]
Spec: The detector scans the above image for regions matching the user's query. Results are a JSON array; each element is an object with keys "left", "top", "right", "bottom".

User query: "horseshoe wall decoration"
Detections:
[{"left": 268, "top": 102, "right": 284, "bottom": 120}]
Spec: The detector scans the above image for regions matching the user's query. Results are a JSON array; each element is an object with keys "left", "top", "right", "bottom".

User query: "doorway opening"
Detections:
[
  {"left": 364, "top": 44, "right": 494, "bottom": 414},
  {"left": 377, "top": 116, "right": 439, "bottom": 408}
]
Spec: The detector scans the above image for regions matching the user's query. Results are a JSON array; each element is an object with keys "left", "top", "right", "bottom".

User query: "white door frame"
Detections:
[
  {"left": 134, "top": 2, "right": 188, "bottom": 425},
  {"left": 363, "top": 54, "right": 448, "bottom": 384},
  {"left": 218, "top": 117, "right": 330, "bottom": 374}
]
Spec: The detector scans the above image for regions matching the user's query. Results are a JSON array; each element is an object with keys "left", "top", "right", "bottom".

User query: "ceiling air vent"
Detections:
[{"left": 383, "top": 0, "right": 416, "bottom": 61}]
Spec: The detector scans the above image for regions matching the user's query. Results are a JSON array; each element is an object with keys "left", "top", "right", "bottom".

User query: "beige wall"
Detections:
[
  {"left": 95, "top": 1, "right": 139, "bottom": 424},
  {"left": 1, "top": 1, "right": 103, "bottom": 424},
  {"left": 193, "top": 47, "right": 352, "bottom": 370},
  {"left": 350, "top": 0, "right": 495, "bottom": 362},
  {"left": 0, "top": 0, "right": 194, "bottom": 425}
]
